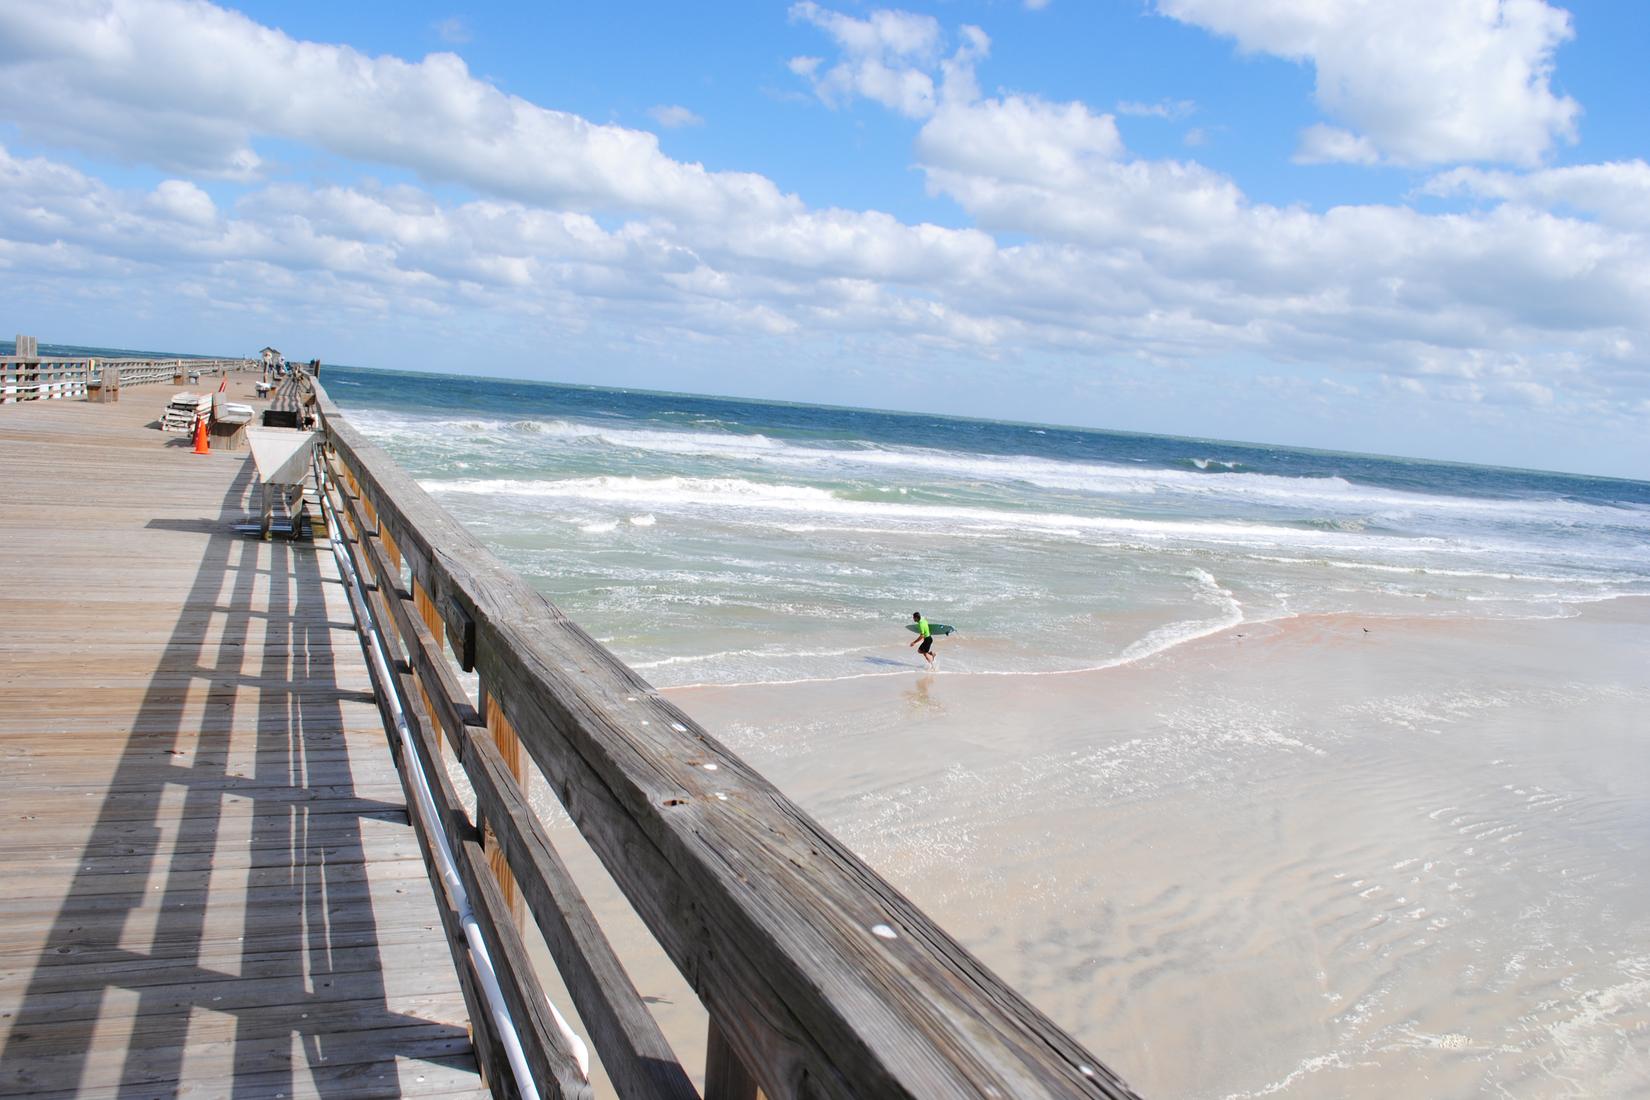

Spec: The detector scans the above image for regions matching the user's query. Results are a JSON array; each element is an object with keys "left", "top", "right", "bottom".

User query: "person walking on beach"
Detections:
[{"left": 910, "top": 611, "right": 936, "bottom": 668}]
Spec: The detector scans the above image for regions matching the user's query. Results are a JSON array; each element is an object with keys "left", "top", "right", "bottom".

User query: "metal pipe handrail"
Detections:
[{"left": 318, "top": 455, "right": 587, "bottom": 1099}]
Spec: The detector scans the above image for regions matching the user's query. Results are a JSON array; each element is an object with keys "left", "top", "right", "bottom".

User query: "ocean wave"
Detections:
[
  {"left": 353, "top": 406, "right": 1648, "bottom": 530},
  {"left": 419, "top": 473, "right": 1423, "bottom": 551},
  {"left": 1114, "top": 569, "right": 1244, "bottom": 664},
  {"left": 425, "top": 474, "right": 836, "bottom": 504},
  {"left": 632, "top": 643, "right": 878, "bottom": 671},
  {"left": 358, "top": 409, "right": 777, "bottom": 450},
  {"left": 1249, "top": 555, "right": 1638, "bottom": 586},
  {"left": 1302, "top": 517, "right": 1371, "bottom": 532}
]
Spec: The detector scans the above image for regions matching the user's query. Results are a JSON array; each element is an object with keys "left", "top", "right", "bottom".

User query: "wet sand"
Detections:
[{"left": 530, "top": 599, "right": 1650, "bottom": 1097}]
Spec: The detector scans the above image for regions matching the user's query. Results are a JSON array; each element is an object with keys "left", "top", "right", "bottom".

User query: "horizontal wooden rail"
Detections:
[
  {"left": 1, "top": 350, "right": 259, "bottom": 403},
  {"left": 306, "top": 373, "right": 1140, "bottom": 1100},
  {"left": 0, "top": 359, "right": 96, "bottom": 402}
]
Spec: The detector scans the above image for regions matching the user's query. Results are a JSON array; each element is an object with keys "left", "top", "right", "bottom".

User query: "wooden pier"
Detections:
[
  {"left": 0, "top": 354, "right": 1142, "bottom": 1099},
  {"left": 0, "top": 375, "right": 488, "bottom": 1097}
]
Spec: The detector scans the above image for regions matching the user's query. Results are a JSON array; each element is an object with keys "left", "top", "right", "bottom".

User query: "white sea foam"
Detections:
[
  {"left": 664, "top": 606, "right": 1286, "bottom": 690},
  {"left": 631, "top": 644, "right": 879, "bottom": 671},
  {"left": 1249, "top": 555, "right": 1628, "bottom": 586},
  {"left": 419, "top": 474, "right": 1433, "bottom": 553},
  {"left": 351, "top": 407, "right": 1650, "bottom": 529},
  {"left": 354, "top": 408, "right": 779, "bottom": 454},
  {"left": 1117, "top": 569, "right": 1244, "bottom": 663}
]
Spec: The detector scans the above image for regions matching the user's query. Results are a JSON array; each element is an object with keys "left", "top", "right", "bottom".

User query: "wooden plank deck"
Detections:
[{"left": 0, "top": 380, "right": 489, "bottom": 1099}]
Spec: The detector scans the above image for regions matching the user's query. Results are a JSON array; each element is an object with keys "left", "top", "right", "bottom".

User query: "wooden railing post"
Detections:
[
  {"left": 381, "top": 525, "right": 403, "bottom": 573},
  {"left": 411, "top": 578, "right": 445, "bottom": 755},
  {"left": 706, "top": 1018, "right": 761, "bottom": 1100},
  {"left": 482, "top": 690, "right": 528, "bottom": 924},
  {"left": 9, "top": 335, "right": 40, "bottom": 403}
]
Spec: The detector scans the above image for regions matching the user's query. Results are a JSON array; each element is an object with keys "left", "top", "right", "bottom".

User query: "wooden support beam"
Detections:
[
  {"left": 483, "top": 693, "right": 527, "bottom": 922},
  {"left": 382, "top": 523, "right": 403, "bottom": 573}
]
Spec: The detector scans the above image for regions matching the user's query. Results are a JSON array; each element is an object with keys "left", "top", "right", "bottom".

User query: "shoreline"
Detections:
[{"left": 657, "top": 591, "right": 1650, "bottom": 696}]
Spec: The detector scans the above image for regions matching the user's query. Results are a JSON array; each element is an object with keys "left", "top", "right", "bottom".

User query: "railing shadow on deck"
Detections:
[{"left": 0, "top": 462, "right": 476, "bottom": 1098}]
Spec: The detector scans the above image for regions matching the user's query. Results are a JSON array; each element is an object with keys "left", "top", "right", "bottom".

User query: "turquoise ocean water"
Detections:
[{"left": 314, "top": 363, "right": 1650, "bottom": 688}]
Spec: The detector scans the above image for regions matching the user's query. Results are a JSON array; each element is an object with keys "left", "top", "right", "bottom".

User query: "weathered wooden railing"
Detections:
[
  {"left": 1, "top": 334, "right": 258, "bottom": 403},
  {"left": 0, "top": 357, "right": 96, "bottom": 402},
  {"left": 305, "top": 372, "right": 1139, "bottom": 1100}
]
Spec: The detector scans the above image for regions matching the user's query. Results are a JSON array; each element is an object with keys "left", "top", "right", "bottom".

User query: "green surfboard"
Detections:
[{"left": 906, "top": 622, "right": 955, "bottom": 636}]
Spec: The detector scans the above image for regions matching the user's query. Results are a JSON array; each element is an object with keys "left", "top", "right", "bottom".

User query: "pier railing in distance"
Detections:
[
  {"left": 305, "top": 372, "right": 1141, "bottom": 1100},
  {"left": 1, "top": 335, "right": 258, "bottom": 403}
]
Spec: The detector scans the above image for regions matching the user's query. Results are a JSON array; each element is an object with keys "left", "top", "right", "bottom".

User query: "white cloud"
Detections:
[
  {"left": 1386, "top": 375, "right": 1428, "bottom": 396},
  {"left": 1158, "top": 0, "right": 1581, "bottom": 166},
  {"left": 904, "top": 76, "right": 1646, "bottom": 417},
  {"left": 787, "top": 2, "right": 942, "bottom": 118},
  {"left": 0, "top": 0, "right": 794, "bottom": 222},
  {"left": 790, "top": 2, "right": 941, "bottom": 61},
  {"left": 1294, "top": 124, "right": 1378, "bottom": 165},
  {"left": 146, "top": 179, "right": 218, "bottom": 226},
  {"left": 0, "top": 140, "right": 1012, "bottom": 354},
  {"left": 786, "top": 2, "right": 987, "bottom": 118},
  {"left": 432, "top": 17, "right": 469, "bottom": 44},
  {"left": 917, "top": 96, "right": 1245, "bottom": 250},
  {"left": 1116, "top": 98, "right": 1196, "bottom": 120},
  {"left": 649, "top": 104, "right": 704, "bottom": 129},
  {"left": 918, "top": 95, "right": 1123, "bottom": 192},
  {"left": 1422, "top": 161, "right": 1650, "bottom": 230},
  {"left": 1506, "top": 380, "right": 1555, "bottom": 406}
]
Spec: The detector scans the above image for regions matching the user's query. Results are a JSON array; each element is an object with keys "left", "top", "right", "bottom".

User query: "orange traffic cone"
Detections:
[{"left": 193, "top": 414, "right": 210, "bottom": 455}]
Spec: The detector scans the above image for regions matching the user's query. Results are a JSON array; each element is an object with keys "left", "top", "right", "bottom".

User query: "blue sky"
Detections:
[{"left": 2, "top": 1, "right": 1646, "bottom": 477}]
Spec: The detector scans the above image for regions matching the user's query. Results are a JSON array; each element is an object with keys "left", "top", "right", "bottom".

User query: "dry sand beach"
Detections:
[{"left": 534, "top": 597, "right": 1650, "bottom": 1098}]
